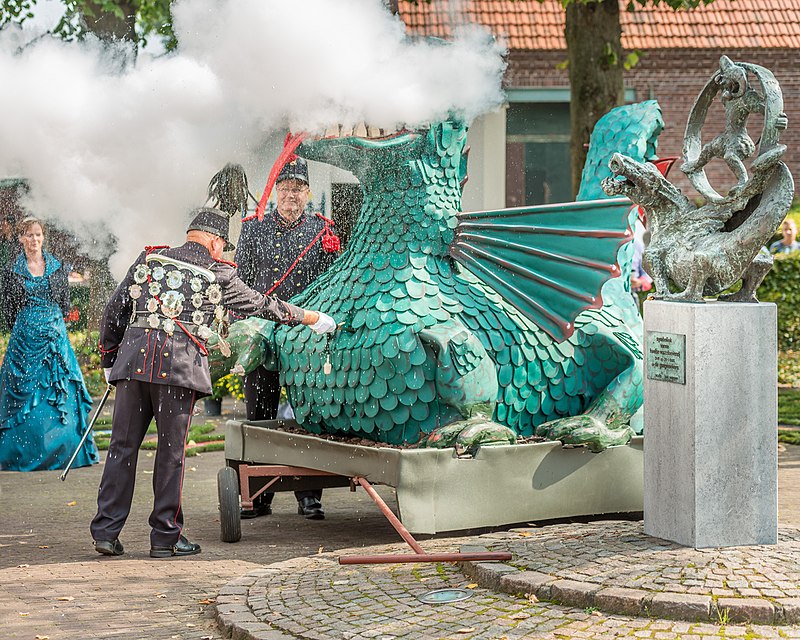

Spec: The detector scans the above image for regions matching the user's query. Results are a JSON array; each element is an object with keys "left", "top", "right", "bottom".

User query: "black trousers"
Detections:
[
  {"left": 243, "top": 366, "right": 321, "bottom": 505},
  {"left": 91, "top": 380, "right": 195, "bottom": 547}
]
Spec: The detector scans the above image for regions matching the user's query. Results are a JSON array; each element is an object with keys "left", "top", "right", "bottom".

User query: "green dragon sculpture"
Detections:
[{"left": 212, "top": 101, "right": 665, "bottom": 452}]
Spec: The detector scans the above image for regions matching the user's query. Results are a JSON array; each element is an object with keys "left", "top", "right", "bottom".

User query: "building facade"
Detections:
[{"left": 399, "top": 0, "right": 800, "bottom": 212}]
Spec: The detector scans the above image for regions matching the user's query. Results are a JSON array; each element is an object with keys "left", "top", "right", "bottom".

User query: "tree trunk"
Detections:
[
  {"left": 565, "top": 0, "right": 624, "bottom": 197},
  {"left": 82, "top": 0, "right": 137, "bottom": 44}
]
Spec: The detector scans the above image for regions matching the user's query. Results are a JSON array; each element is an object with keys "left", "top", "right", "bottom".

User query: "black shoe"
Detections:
[
  {"left": 297, "top": 496, "right": 325, "bottom": 520},
  {"left": 150, "top": 535, "right": 201, "bottom": 558},
  {"left": 94, "top": 539, "right": 124, "bottom": 556},
  {"left": 240, "top": 503, "right": 272, "bottom": 519}
]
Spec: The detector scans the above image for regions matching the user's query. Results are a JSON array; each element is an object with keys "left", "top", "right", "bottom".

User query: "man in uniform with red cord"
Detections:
[
  {"left": 235, "top": 154, "right": 339, "bottom": 520},
  {"left": 90, "top": 208, "right": 336, "bottom": 557}
]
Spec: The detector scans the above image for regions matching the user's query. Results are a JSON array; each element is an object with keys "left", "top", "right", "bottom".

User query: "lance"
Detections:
[{"left": 60, "top": 384, "right": 113, "bottom": 482}]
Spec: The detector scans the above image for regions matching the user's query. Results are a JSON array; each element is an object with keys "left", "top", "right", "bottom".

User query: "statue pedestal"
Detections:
[{"left": 643, "top": 300, "right": 777, "bottom": 548}]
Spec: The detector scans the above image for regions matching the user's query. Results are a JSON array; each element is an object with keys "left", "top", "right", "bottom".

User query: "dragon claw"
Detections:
[{"left": 536, "top": 415, "right": 633, "bottom": 453}]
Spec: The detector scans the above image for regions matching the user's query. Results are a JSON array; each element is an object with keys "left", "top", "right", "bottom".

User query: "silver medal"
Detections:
[
  {"left": 152, "top": 266, "right": 165, "bottom": 280},
  {"left": 160, "top": 290, "right": 185, "bottom": 318},
  {"left": 207, "top": 284, "right": 222, "bottom": 304},
  {"left": 133, "top": 264, "right": 150, "bottom": 284},
  {"left": 128, "top": 284, "right": 142, "bottom": 300},
  {"left": 148, "top": 281, "right": 162, "bottom": 296},
  {"left": 147, "top": 313, "right": 160, "bottom": 329},
  {"left": 166, "top": 270, "right": 184, "bottom": 289}
]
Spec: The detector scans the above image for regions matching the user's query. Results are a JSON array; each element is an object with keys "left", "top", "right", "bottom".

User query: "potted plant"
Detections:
[{"left": 205, "top": 374, "right": 244, "bottom": 416}]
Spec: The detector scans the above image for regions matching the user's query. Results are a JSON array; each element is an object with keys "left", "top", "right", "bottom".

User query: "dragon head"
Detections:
[
  {"left": 296, "top": 120, "right": 469, "bottom": 187},
  {"left": 601, "top": 153, "right": 666, "bottom": 198}
]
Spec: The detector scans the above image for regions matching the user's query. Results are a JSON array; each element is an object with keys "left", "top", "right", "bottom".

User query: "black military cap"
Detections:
[
  {"left": 276, "top": 157, "right": 309, "bottom": 185},
  {"left": 187, "top": 207, "right": 235, "bottom": 251}
]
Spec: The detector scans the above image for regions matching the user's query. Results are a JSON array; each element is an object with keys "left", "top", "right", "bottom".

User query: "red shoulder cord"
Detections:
[
  {"left": 265, "top": 224, "right": 329, "bottom": 296},
  {"left": 242, "top": 132, "right": 308, "bottom": 223}
]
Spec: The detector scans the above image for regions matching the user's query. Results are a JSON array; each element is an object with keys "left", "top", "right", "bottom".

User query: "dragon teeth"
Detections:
[{"left": 321, "top": 123, "right": 396, "bottom": 140}]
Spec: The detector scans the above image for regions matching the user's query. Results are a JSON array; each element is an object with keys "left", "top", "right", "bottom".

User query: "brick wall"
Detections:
[{"left": 506, "top": 48, "right": 799, "bottom": 200}]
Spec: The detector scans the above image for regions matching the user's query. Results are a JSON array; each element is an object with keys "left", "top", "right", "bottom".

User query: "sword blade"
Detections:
[{"left": 60, "top": 384, "right": 113, "bottom": 481}]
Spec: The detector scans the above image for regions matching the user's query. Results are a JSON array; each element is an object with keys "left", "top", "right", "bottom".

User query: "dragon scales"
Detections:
[{"left": 212, "top": 103, "right": 666, "bottom": 452}]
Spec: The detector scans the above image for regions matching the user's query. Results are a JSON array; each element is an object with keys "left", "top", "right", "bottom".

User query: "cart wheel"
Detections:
[{"left": 217, "top": 466, "right": 241, "bottom": 543}]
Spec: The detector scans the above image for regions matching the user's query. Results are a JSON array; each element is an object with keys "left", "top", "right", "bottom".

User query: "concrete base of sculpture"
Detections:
[
  {"left": 643, "top": 300, "right": 778, "bottom": 548},
  {"left": 224, "top": 420, "right": 643, "bottom": 534}
]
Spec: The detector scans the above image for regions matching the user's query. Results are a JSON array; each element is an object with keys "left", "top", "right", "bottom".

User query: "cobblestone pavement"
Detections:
[
  {"left": 3, "top": 417, "right": 800, "bottom": 639},
  {"left": 458, "top": 522, "right": 800, "bottom": 625},
  {"left": 216, "top": 547, "right": 800, "bottom": 640}
]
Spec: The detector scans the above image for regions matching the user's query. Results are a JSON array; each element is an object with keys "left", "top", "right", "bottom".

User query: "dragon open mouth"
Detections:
[
  {"left": 601, "top": 154, "right": 637, "bottom": 196},
  {"left": 318, "top": 122, "right": 415, "bottom": 141},
  {"left": 601, "top": 174, "right": 636, "bottom": 196}
]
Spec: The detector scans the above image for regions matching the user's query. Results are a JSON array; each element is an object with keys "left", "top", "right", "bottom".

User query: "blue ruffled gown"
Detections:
[{"left": 0, "top": 253, "right": 98, "bottom": 471}]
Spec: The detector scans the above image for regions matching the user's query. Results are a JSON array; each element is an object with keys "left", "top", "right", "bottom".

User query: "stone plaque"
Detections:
[{"left": 646, "top": 331, "right": 686, "bottom": 384}]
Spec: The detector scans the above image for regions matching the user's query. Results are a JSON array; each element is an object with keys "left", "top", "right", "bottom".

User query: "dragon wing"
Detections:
[
  {"left": 448, "top": 197, "right": 633, "bottom": 343},
  {"left": 448, "top": 100, "right": 664, "bottom": 342}
]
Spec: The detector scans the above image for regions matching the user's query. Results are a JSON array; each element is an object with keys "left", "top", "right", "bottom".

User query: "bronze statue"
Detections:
[{"left": 602, "top": 56, "right": 794, "bottom": 303}]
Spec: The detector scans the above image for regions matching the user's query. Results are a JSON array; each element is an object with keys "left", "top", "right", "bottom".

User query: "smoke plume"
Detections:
[{"left": 0, "top": 0, "right": 506, "bottom": 274}]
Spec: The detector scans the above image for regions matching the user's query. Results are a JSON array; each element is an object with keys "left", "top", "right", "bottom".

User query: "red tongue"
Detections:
[{"left": 251, "top": 131, "right": 308, "bottom": 222}]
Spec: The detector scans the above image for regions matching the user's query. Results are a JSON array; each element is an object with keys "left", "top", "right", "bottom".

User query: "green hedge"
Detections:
[{"left": 758, "top": 251, "right": 800, "bottom": 351}]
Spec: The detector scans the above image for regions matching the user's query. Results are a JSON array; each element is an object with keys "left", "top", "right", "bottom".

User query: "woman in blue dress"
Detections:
[{"left": 0, "top": 217, "right": 98, "bottom": 471}]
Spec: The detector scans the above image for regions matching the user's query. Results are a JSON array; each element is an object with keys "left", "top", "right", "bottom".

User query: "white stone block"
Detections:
[{"left": 643, "top": 300, "right": 777, "bottom": 548}]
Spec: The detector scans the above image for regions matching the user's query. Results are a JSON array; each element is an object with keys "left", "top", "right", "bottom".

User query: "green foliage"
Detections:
[
  {"left": 758, "top": 253, "right": 800, "bottom": 352},
  {"left": 68, "top": 329, "right": 106, "bottom": 396},
  {"left": 602, "top": 41, "right": 618, "bottom": 67},
  {"left": 623, "top": 50, "right": 641, "bottom": 70},
  {"left": 0, "top": 0, "right": 175, "bottom": 51},
  {"left": 778, "top": 388, "right": 800, "bottom": 426},
  {"left": 778, "top": 351, "right": 800, "bottom": 387},
  {"left": 65, "top": 283, "right": 90, "bottom": 331},
  {"left": 95, "top": 421, "right": 224, "bottom": 452},
  {"left": 779, "top": 430, "right": 800, "bottom": 445}
]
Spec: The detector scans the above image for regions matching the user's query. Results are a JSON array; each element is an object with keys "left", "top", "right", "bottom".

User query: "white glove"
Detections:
[
  {"left": 309, "top": 312, "right": 337, "bottom": 335},
  {"left": 104, "top": 368, "right": 113, "bottom": 383}
]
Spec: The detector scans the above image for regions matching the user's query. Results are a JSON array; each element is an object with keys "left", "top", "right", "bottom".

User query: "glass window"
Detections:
[{"left": 506, "top": 102, "right": 571, "bottom": 207}]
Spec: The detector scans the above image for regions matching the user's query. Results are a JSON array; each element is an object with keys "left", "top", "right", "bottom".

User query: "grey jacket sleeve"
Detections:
[
  {"left": 99, "top": 251, "right": 144, "bottom": 368},
  {"left": 214, "top": 262, "right": 305, "bottom": 325}
]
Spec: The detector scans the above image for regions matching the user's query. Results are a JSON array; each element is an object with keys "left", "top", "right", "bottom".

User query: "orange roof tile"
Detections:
[{"left": 398, "top": 0, "right": 800, "bottom": 50}]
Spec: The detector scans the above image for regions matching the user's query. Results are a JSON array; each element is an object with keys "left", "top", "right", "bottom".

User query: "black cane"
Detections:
[{"left": 60, "top": 384, "right": 113, "bottom": 481}]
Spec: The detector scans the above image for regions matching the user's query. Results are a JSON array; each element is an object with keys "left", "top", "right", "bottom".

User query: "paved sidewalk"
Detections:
[
  {"left": 3, "top": 418, "right": 800, "bottom": 639},
  {"left": 215, "top": 546, "right": 800, "bottom": 640}
]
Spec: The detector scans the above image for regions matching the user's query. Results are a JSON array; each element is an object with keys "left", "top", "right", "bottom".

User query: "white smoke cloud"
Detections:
[{"left": 0, "top": 0, "right": 506, "bottom": 275}]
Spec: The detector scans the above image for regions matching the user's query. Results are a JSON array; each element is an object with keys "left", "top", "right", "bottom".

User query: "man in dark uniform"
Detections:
[
  {"left": 235, "top": 157, "right": 338, "bottom": 520},
  {"left": 90, "top": 208, "right": 335, "bottom": 557}
]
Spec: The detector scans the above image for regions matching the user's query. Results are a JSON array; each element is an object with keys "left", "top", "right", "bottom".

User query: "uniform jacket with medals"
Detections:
[
  {"left": 99, "top": 241, "right": 304, "bottom": 397},
  {"left": 236, "top": 211, "right": 337, "bottom": 299}
]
